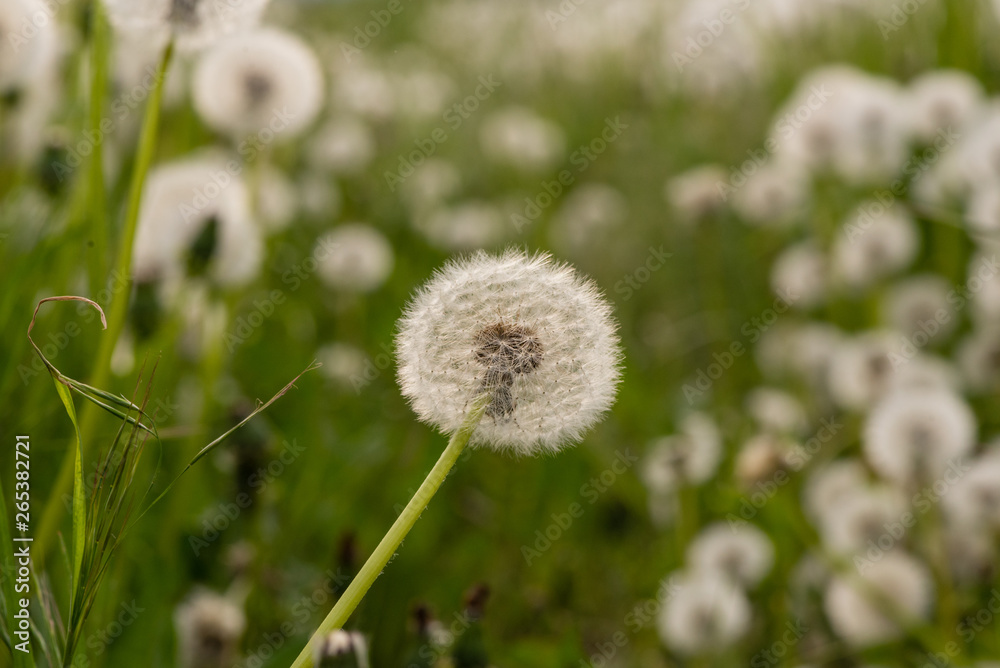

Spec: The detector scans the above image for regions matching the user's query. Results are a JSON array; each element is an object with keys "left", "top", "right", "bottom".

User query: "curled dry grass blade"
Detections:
[{"left": 25, "top": 296, "right": 319, "bottom": 666}]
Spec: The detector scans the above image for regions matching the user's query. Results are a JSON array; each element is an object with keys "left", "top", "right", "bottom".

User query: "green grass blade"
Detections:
[
  {"left": 50, "top": 379, "right": 85, "bottom": 629},
  {"left": 0, "top": 471, "right": 32, "bottom": 668}
]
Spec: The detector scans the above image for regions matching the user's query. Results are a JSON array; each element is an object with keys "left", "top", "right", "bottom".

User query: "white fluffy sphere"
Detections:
[
  {"left": 192, "top": 27, "right": 324, "bottom": 139},
  {"left": 395, "top": 250, "right": 622, "bottom": 454}
]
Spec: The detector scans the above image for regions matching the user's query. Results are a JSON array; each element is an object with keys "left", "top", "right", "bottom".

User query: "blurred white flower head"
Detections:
[
  {"left": 819, "top": 486, "right": 906, "bottom": 555},
  {"left": 314, "top": 630, "right": 369, "bottom": 668},
  {"left": 824, "top": 551, "right": 932, "bottom": 647},
  {"left": 395, "top": 249, "right": 622, "bottom": 454},
  {"left": 549, "top": 183, "right": 628, "bottom": 256},
  {"left": 862, "top": 387, "right": 975, "bottom": 484},
  {"left": 0, "top": 0, "right": 56, "bottom": 92},
  {"left": 132, "top": 156, "right": 263, "bottom": 291},
  {"left": 803, "top": 458, "right": 869, "bottom": 525},
  {"left": 316, "top": 224, "right": 394, "bottom": 294},
  {"left": 174, "top": 589, "right": 246, "bottom": 668},
  {"left": 881, "top": 274, "right": 956, "bottom": 343},
  {"left": 958, "top": 325, "right": 1000, "bottom": 393},
  {"left": 745, "top": 386, "right": 808, "bottom": 435},
  {"left": 307, "top": 116, "right": 376, "bottom": 176},
  {"left": 770, "top": 241, "right": 828, "bottom": 311},
  {"left": 193, "top": 27, "right": 324, "bottom": 139},
  {"left": 665, "top": 165, "right": 728, "bottom": 225},
  {"left": 834, "top": 205, "right": 919, "bottom": 290},
  {"left": 103, "top": 0, "right": 271, "bottom": 51},
  {"left": 827, "top": 332, "right": 899, "bottom": 411},
  {"left": 687, "top": 522, "right": 774, "bottom": 587},
  {"left": 944, "top": 444, "right": 1000, "bottom": 528},
  {"left": 657, "top": 570, "right": 752, "bottom": 656},
  {"left": 907, "top": 69, "right": 984, "bottom": 143},
  {"left": 416, "top": 201, "right": 507, "bottom": 252},
  {"left": 641, "top": 412, "right": 722, "bottom": 493},
  {"left": 478, "top": 106, "right": 565, "bottom": 173},
  {"left": 731, "top": 161, "right": 808, "bottom": 227}
]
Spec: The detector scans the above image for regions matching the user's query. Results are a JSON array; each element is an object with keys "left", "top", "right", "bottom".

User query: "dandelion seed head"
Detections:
[
  {"left": 174, "top": 589, "right": 246, "bottom": 668},
  {"left": 192, "top": 27, "right": 324, "bottom": 139},
  {"left": 863, "top": 387, "right": 976, "bottom": 484},
  {"left": 641, "top": 412, "right": 721, "bottom": 493},
  {"left": 687, "top": 522, "right": 774, "bottom": 587},
  {"left": 316, "top": 224, "right": 394, "bottom": 294},
  {"left": 824, "top": 551, "right": 932, "bottom": 647},
  {"left": 657, "top": 570, "right": 752, "bottom": 656},
  {"left": 395, "top": 249, "right": 622, "bottom": 454},
  {"left": 103, "top": 0, "right": 271, "bottom": 51}
]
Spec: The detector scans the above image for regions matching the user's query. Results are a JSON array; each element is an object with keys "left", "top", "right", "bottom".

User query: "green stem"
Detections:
[
  {"left": 86, "top": 0, "right": 110, "bottom": 297},
  {"left": 33, "top": 41, "right": 174, "bottom": 569},
  {"left": 290, "top": 394, "right": 490, "bottom": 668}
]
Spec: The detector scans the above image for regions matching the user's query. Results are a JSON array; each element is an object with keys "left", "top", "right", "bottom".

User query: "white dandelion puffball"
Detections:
[
  {"left": 944, "top": 446, "right": 1000, "bottom": 527},
  {"left": 687, "top": 522, "right": 774, "bottom": 587},
  {"left": 770, "top": 240, "right": 828, "bottom": 310},
  {"left": 862, "top": 387, "right": 975, "bottom": 484},
  {"left": 803, "top": 458, "right": 869, "bottom": 525},
  {"left": 819, "top": 487, "right": 907, "bottom": 555},
  {"left": 906, "top": 69, "right": 984, "bottom": 143},
  {"left": 316, "top": 224, "right": 394, "bottom": 294},
  {"left": 478, "top": 106, "right": 566, "bottom": 174},
  {"left": 174, "top": 589, "right": 246, "bottom": 668},
  {"left": 0, "top": 0, "right": 56, "bottom": 92},
  {"left": 103, "top": 0, "right": 271, "bottom": 51},
  {"left": 657, "top": 570, "right": 752, "bottom": 656},
  {"left": 827, "top": 331, "right": 898, "bottom": 411},
  {"left": 824, "top": 551, "right": 933, "bottom": 647},
  {"left": 132, "top": 157, "right": 262, "bottom": 290},
  {"left": 665, "top": 164, "right": 728, "bottom": 224},
  {"left": 193, "top": 27, "right": 324, "bottom": 139},
  {"left": 641, "top": 412, "right": 722, "bottom": 493},
  {"left": 395, "top": 250, "right": 622, "bottom": 454},
  {"left": 833, "top": 206, "right": 920, "bottom": 289}
]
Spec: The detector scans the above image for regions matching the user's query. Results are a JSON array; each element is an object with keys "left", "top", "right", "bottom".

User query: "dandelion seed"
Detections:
[
  {"left": 478, "top": 106, "right": 566, "bottom": 174},
  {"left": 0, "top": 0, "right": 56, "bottom": 93},
  {"left": 316, "top": 224, "right": 394, "bottom": 294},
  {"left": 803, "top": 458, "right": 869, "bottom": 525},
  {"left": 665, "top": 165, "right": 728, "bottom": 225},
  {"left": 314, "top": 630, "right": 369, "bottom": 668},
  {"left": 174, "top": 589, "right": 246, "bottom": 668},
  {"left": 687, "top": 522, "right": 774, "bottom": 587},
  {"left": 957, "top": 325, "right": 1000, "bottom": 392},
  {"left": 881, "top": 275, "right": 955, "bottom": 342},
  {"left": 770, "top": 240, "right": 827, "bottom": 310},
  {"left": 824, "top": 551, "right": 932, "bottom": 647},
  {"left": 827, "top": 331, "right": 898, "bottom": 411},
  {"left": 833, "top": 206, "right": 919, "bottom": 290},
  {"left": 907, "top": 69, "right": 984, "bottom": 142},
  {"left": 819, "top": 486, "right": 907, "bottom": 555},
  {"left": 192, "top": 27, "right": 324, "bottom": 139},
  {"left": 416, "top": 201, "right": 507, "bottom": 252},
  {"left": 307, "top": 116, "right": 376, "bottom": 176},
  {"left": 132, "top": 157, "right": 262, "bottom": 292},
  {"left": 103, "top": 0, "right": 271, "bottom": 51},
  {"left": 862, "top": 387, "right": 975, "bottom": 484},
  {"left": 745, "top": 387, "right": 808, "bottom": 435},
  {"left": 641, "top": 412, "right": 721, "bottom": 493},
  {"left": 395, "top": 249, "right": 622, "bottom": 454},
  {"left": 944, "top": 444, "right": 1000, "bottom": 528},
  {"left": 658, "top": 570, "right": 752, "bottom": 656}
]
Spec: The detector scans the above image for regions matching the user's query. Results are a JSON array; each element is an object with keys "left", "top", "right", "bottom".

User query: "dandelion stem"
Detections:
[
  {"left": 290, "top": 394, "right": 490, "bottom": 668},
  {"left": 33, "top": 40, "right": 174, "bottom": 568}
]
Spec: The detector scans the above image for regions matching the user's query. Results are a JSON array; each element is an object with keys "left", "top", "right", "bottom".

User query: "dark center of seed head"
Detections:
[
  {"left": 244, "top": 71, "right": 273, "bottom": 109},
  {"left": 168, "top": 0, "right": 200, "bottom": 28},
  {"left": 474, "top": 322, "right": 543, "bottom": 418}
]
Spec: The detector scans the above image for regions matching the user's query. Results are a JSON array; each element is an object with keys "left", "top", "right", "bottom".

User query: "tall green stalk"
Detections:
[
  {"left": 34, "top": 41, "right": 175, "bottom": 568},
  {"left": 290, "top": 395, "right": 490, "bottom": 668},
  {"left": 85, "top": 2, "right": 110, "bottom": 298}
]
